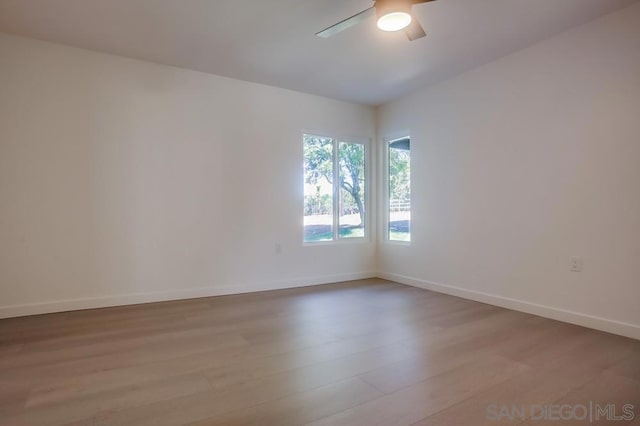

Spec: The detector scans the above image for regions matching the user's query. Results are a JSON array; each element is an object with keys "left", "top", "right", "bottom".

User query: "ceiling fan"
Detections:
[{"left": 316, "top": 0, "right": 437, "bottom": 41}]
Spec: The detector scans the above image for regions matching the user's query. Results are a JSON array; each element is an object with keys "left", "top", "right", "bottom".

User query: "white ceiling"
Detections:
[{"left": 0, "top": 0, "right": 637, "bottom": 105}]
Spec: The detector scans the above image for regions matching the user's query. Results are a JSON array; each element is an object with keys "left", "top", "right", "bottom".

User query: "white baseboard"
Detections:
[
  {"left": 4, "top": 270, "right": 638, "bottom": 341},
  {"left": 0, "top": 271, "right": 377, "bottom": 319},
  {"left": 378, "top": 272, "right": 640, "bottom": 341}
]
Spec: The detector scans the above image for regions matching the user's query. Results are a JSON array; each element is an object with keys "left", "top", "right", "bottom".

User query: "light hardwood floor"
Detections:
[{"left": 0, "top": 279, "right": 638, "bottom": 425}]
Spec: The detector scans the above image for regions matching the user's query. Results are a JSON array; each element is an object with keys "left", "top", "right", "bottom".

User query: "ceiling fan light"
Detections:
[{"left": 376, "top": 12, "right": 412, "bottom": 32}]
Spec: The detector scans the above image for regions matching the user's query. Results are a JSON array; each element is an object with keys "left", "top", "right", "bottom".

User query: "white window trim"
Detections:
[
  {"left": 383, "top": 133, "right": 411, "bottom": 245},
  {"left": 302, "top": 133, "right": 371, "bottom": 245}
]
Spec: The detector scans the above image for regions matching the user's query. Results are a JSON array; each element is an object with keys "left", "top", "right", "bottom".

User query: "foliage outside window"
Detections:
[
  {"left": 389, "top": 137, "right": 411, "bottom": 242},
  {"left": 303, "top": 134, "right": 366, "bottom": 243}
]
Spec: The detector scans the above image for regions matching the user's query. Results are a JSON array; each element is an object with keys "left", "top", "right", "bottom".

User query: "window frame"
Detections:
[
  {"left": 384, "top": 134, "right": 412, "bottom": 245},
  {"left": 302, "top": 132, "right": 370, "bottom": 245}
]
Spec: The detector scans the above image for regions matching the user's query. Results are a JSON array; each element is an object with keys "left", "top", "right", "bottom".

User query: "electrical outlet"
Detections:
[{"left": 570, "top": 256, "right": 583, "bottom": 272}]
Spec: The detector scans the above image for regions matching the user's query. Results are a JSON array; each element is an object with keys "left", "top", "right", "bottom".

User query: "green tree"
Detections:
[
  {"left": 303, "top": 136, "right": 365, "bottom": 226},
  {"left": 389, "top": 147, "right": 410, "bottom": 205},
  {"left": 338, "top": 143, "right": 365, "bottom": 226},
  {"left": 303, "top": 136, "right": 333, "bottom": 190}
]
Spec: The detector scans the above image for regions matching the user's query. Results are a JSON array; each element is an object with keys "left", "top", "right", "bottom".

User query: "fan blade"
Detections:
[
  {"left": 316, "top": 7, "right": 375, "bottom": 38},
  {"left": 405, "top": 17, "right": 426, "bottom": 41}
]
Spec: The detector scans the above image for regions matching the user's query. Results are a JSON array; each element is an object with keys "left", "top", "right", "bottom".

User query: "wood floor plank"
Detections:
[
  {"left": 3, "top": 374, "right": 211, "bottom": 426},
  {"left": 519, "top": 372, "right": 640, "bottom": 425},
  {"left": 27, "top": 327, "right": 419, "bottom": 409},
  {"left": 89, "top": 337, "right": 422, "bottom": 424},
  {"left": 307, "top": 354, "right": 531, "bottom": 426},
  {"left": 605, "top": 346, "right": 640, "bottom": 382},
  {"left": 189, "top": 377, "right": 383, "bottom": 426},
  {"left": 411, "top": 352, "right": 605, "bottom": 425},
  {"left": 358, "top": 316, "right": 562, "bottom": 394},
  {"left": 0, "top": 331, "right": 249, "bottom": 388}
]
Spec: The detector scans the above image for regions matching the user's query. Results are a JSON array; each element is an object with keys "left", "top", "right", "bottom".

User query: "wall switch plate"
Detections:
[
  {"left": 570, "top": 256, "right": 583, "bottom": 272},
  {"left": 275, "top": 243, "right": 282, "bottom": 254}
]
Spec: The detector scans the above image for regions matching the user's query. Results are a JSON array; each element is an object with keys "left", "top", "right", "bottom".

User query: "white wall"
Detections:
[
  {"left": 377, "top": 3, "right": 640, "bottom": 339},
  {"left": 0, "top": 33, "right": 376, "bottom": 317}
]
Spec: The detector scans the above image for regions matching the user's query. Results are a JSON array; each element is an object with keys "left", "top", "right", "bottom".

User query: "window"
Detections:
[
  {"left": 388, "top": 137, "right": 411, "bottom": 242},
  {"left": 303, "top": 134, "right": 366, "bottom": 243}
]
